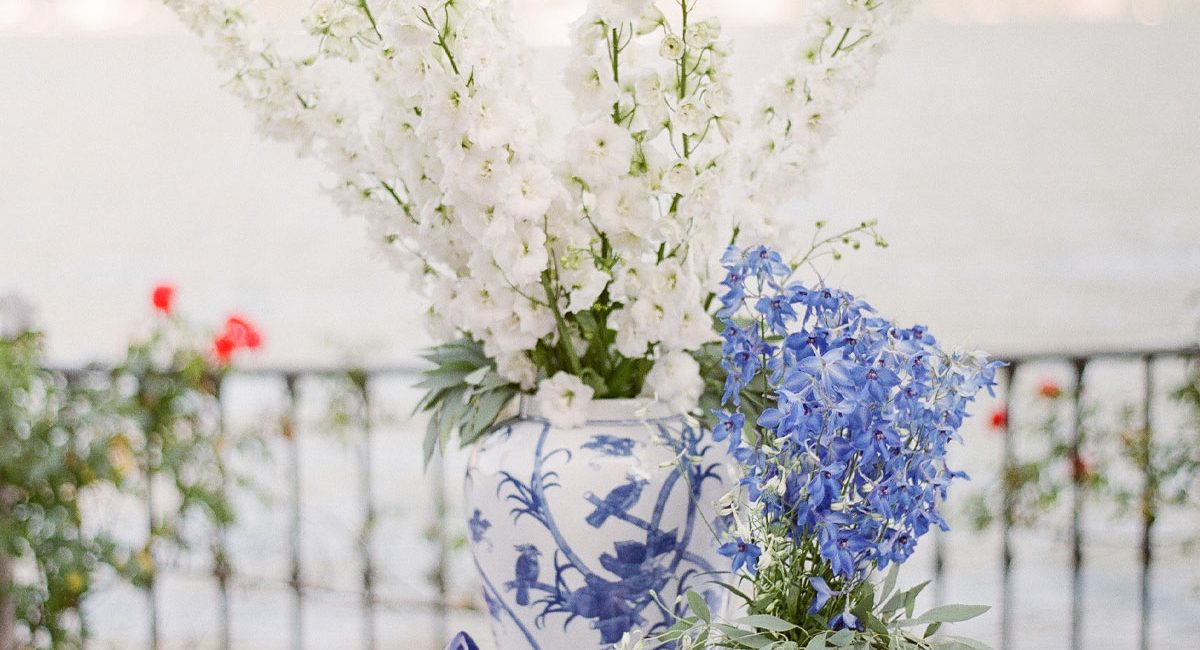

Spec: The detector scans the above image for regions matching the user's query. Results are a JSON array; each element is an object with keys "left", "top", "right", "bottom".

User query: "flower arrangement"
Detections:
[
  {"left": 618, "top": 247, "right": 1001, "bottom": 648},
  {"left": 161, "top": 0, "right": 914, "bottom": 449}
]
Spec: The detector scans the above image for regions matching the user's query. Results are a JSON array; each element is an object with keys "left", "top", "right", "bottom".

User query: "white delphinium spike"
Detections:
[{"left": 731, "top": 0, "right": 919, "bottom": 248}]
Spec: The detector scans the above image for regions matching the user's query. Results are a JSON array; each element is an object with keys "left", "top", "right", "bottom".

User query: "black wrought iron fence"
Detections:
[
  {"left": 3, "top": 346, "right": 1198, "bottom": 650},
  {"left": 964, "top": 346, "right": 1198, "bottom": 650}
]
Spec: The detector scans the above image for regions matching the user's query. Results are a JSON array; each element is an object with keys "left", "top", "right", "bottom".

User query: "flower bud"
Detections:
[{"left": 659, "top": 34, "right": 684, "bottom": 60}]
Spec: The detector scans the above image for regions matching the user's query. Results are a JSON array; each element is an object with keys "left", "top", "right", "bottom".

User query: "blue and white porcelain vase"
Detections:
[{"left": 464, "top": 398, "right": 730, "bottom": 649}]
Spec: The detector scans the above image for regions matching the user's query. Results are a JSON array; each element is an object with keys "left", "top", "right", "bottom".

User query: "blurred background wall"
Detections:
[{"left": 2, "top": 0, "right": 1199, "bottom": 648}]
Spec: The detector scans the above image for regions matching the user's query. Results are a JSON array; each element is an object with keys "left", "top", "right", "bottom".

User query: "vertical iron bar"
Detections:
[
  {"left": 354, "top": 372, "right": 378, "bottom": 650},
  {"left": 1068, "top": 358, "right": 1088, "bottom": 650},
  {"left": 430, "top": 453, "right": 449, "bottom": 646},
  {"left": 1138, "top": 356, "right": 1155, "bottom": 650},
  {"left": 214, "top": 377, "right": 232, "bottom": 650},
  {"left": 284, "top": 375, "right": 304, "bottom": 650},
  {"left": 999, "top": 362, "right": 1018, "bottom": 650},
  {"left": 933, "top": 530, "right": 945, "bottom": 606}
]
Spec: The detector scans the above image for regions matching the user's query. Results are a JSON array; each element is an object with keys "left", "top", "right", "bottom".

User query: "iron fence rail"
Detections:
[{"left": 7, "top": 346, "right": 1200, "bottom": 649}]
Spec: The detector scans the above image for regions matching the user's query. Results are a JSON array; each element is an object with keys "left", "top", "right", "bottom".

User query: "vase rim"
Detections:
[{"left": 518, "top": 396, "right": 679, "bottom": 423}]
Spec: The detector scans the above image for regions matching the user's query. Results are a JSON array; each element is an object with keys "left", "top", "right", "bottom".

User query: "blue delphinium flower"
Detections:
[
  {"left": 714, "top": 246, "right": 1004, "bottom": 625},
  {"left": 718, "top": 538, "right": 762, "bottom": 576},
  {"left": 711, "top": 409, "right": 745, "bottom": 452}
]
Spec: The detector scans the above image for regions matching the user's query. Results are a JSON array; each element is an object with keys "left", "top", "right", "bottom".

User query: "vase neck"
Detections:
[{"left": 518, "top": 396, "right": 677, "bottom": 423}]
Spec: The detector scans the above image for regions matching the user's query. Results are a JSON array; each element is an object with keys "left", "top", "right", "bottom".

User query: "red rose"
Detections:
[
  {"left": 151, "top": 285, "right": 175, "bottom": 315},
  {"left": 222, "top": 316, "right": 262, "bottom": 350},
  {"left": 989, "top": 406, "right": 1007, "bottom": 431},
  {"left": 213, "top": 335, "right": 236, "bottom": 363}
]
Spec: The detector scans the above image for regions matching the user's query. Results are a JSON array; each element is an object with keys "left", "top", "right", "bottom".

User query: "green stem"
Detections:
[
  {"left": 421, "top": 6, "right": 460, "bottom": 75},
  {"left": 541, "top": 273, "right": 583, "bottom": 376},
  {"left": 357, "top": 0, "right": 383, "bottom": 39}
]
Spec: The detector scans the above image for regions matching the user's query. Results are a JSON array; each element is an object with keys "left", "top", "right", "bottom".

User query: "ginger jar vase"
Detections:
[{"left": 464, "top": 399, "right": 730, "bottom": 649}]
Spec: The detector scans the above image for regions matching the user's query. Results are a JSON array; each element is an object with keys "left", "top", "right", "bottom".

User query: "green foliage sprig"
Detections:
[
  {"left": 0, "top": 327, "right": 123, "bottom": 649},
  {"left": 639, "top": 566, "right": 989, "bottom": 650},
  {"left": 416, "top": 338, "right": 521, "bottom": 464}
]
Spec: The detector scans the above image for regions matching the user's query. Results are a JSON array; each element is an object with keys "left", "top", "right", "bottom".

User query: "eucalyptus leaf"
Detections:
[
  {"left": 687, "top": 590, "right": 711, "bottom": 623},
  {"left": 827, "top": 629, "right": 854, "bottom": 647},
  {"left": 736, "top": 614, "right": 797, "bottom": 632},
  {"left": 912, "top": 604, "right": 990, "bottom": 625}
]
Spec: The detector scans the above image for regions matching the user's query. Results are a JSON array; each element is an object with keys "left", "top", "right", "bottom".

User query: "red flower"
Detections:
[
  {"left": 212, "top": 315, "right": 263, "bottom": 364},
  {"left": 989, "top": 405, "right": 1008, "bottom": 431},
  {"left": 213, "top": 335, "right": 236, "bottom": 363},
  {"left": 1038, "top": 380, "right": 1062, "bottom": 399},
  {"left": 151, "top": 285, "right": 175, "bottom": 315}
]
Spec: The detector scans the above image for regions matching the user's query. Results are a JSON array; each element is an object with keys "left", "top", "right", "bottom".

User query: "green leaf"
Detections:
[
  {"left": 462, "top": 366, "right": 489, "bottom": 385},
  {"left": 879, "top": 563, "right": 899, "bottom": 605},
  {"left": 827, "top": 629, "right": 854, "bottom": 646},
  {"left": 913, "top": 604, "right": 990, "bottom": 624},
  {"left": 903, "top": 580, "right": 930, "bottom": 619},
  {"left": 924, "top": 622, "right": 943, "bottom": 638},
  {"left": 804, "top": 632, "right": 828, "bottom": 650},
  {"left": 710, "top": 580, "right": 754, "bottom": 605},
  {"left": 863, "top": 611, "right": 889, "bottom": 636},
  {"left": 687, "top": 590, "right": 711, "bottom": 623},
  {"left": 736, "top": 615, "right": 797, "bottom": 632}
]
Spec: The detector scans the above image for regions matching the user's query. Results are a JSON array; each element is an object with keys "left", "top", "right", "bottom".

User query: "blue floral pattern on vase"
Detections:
[{"left": 465, "top": 400, "right": 729, "bottom": 649}]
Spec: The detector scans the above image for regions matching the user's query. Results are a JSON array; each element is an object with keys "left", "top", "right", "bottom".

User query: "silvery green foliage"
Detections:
[
  {"left": 619, "top": 565, "right": 991, "bottom": 650},
  {"left": 162, "top": 0, "right": 918, "bottom": 431},
  {"left": 417, "top": 338, "right": 521, "bottom": 462}
]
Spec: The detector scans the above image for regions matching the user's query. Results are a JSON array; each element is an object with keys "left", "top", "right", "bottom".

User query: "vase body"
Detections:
[{"left": 464, "top": 399, "right": 730, "bottom": 650}]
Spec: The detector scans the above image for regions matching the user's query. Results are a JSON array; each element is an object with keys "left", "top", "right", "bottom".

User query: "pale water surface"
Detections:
[{"left": 1, "top": 12, "right": 1199, "bottom": 650}]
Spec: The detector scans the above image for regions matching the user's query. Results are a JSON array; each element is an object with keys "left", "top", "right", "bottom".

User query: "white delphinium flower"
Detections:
[
  {"left": 561, "top": 262, "right": 611, "bottom": 314},
  {"left": 497, "top": 352, "right": 537, "bottom": 390},
  {"left": 661, "top": 159, "right": 696, "bottom": 195},
  {"left": 593, "top": 177, "right": 654, "bottom": 241},
  {"left": 732, "top": 0, "right": 920, "bottom": 245},
  {"left": 684, "top": 16, "right": 721, "bottom": 49},
  {"left": 674, "top": 98, "right": 708, "bottom": 136},
  {"left": 565, "top": 121, "right": 635, "bottom": 187},
  {"left": 535, "top": 372, "right": 595, "bottom": 429},
  {"left": 487, "top": 220, "right": 549, "bottom": 286},
  {"left": 302, "top": 0, "right": 376, "bottom": 61},
  {"left": 659, "top": 33, "right": 684, "bottom": 60},
  {"left": 643, "top": 349, "right": 704, "bottom": 414},
  {"left": 566, "top": 56, "right": 620, "bottom": 117}
]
